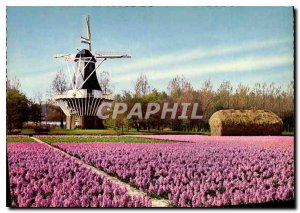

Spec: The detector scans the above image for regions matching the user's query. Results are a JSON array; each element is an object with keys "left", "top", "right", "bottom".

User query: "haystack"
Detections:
[{"left": 209, "top": 110, "right": 283, "bottom": 136}]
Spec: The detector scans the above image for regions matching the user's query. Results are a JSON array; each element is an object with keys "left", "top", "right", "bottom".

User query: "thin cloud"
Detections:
[
  {"left": 109, "top": 37, "right": 292, "bottom": 74},
  {"left": 112, "top": 53, "right": 293, "bottom": 83}
]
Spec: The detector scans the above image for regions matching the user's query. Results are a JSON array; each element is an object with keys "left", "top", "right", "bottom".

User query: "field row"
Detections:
[
  {"left": 8, "top": 135, "right": 294, "bottom": 207},
  {"left": 54, "top": 138, "right": 294, "bottom": 207},
  {"left": 7, "top": 136, "right": 174, "bottom": 144},
  {"left": 8, "top": 142, "right": 151, "bottom": 207}
]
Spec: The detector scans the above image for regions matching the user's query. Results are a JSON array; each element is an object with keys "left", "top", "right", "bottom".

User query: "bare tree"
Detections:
[
  {"left": 30, "top": 92, "right": 44, "bottom": 128},
  {"left": 217, "top": 81, "right": 232, "bottom": 109},
  {"left": 198, "top": 80, "right": 215, "bottom": 119},
  {"left": 7, "top": 76, "right": 21, "bottom": 91},
  {"left": 52, "top": 70, "right": 67, "bottom": 95},
  {"left": 98, "top": 71, "right": 111, "bottom": 93},
  {"left": 134, "top": 74, "right": 150, "bottom": 97},
  {"left": 32, "top": 91, "right": 43, "bottom": 104},
  {"left": 51, "top": 70, "right": 67, "bottom": 128},
  {"left": 167, "top": 75, "right": 193, "bottom": 99},
  {"left": 234, "top": 84, "right": 250, "bottom": 109},
  {"left": 168, "top": 76, "right": 181, "bottom": 99}
]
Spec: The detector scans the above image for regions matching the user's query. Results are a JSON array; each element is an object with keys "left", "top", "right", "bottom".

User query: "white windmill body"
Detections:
[{"left": 53, "top": 16, "right": 130, "bottom": 129}]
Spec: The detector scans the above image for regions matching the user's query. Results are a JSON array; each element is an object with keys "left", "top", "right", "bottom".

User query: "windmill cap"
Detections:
[{"left": 75, "top": 49, "right": 96, "bottom": 62}]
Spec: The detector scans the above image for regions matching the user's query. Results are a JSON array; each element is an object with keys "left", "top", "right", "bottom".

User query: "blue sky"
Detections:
[{"left": 7, "top": 7, "right": 294, "bottom": 99}]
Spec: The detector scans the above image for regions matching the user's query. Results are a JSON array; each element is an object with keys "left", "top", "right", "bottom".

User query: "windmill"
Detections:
[{"left": 53, "top": 16, "right": 131, "bottom": 129}]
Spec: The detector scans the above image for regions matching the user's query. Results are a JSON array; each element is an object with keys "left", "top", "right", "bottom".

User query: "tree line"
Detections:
[
  {"left": 7, "top": 79, "right": 43, "bottom": 132},
  {"left": 6, "top": 73, "right": 66, "bottom": 133},
  {"left": 7, "top": 71, "right": 294, "bottom": 133},
  {"left": 105, "top": 74, "right": 294, "bottom": 132}
]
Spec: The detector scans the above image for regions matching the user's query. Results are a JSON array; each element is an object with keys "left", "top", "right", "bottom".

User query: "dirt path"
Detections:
[{"left": 31, "top": 137, "right": 171, "bottom": 207}]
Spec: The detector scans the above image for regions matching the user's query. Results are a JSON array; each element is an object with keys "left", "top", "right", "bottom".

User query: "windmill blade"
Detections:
[
  {"left": 53, "top": 54, "right": 76, "bottom": 61},
  {"left": 53, "top": 54, "right": 71, "bottom": 58},
  {"left": 95, "top": 51, "right": 131, "bottom": 59}
]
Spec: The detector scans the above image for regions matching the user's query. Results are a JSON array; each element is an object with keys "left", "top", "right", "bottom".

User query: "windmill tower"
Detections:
[{"left": 53, "top": 16, "right": 130, "bottom": 129}]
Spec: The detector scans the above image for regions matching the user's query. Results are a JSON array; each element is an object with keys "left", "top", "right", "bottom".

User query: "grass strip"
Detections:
[
  {"left": 38, "top": 136, "right": 173, "bottom": 144},
  {"left": 7, "top": 137, "right": 35, "bottom": 142}
]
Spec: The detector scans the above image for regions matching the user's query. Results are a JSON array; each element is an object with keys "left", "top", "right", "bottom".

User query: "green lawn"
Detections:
[
  {"left": 282, "top": 131, "right": 294, "bottom": 136},
  {"left": 38, "top": 136, "right": 172, "bottom": 144},
  {"left": 20, "top": 128, "right": 209, "bottom": 136},
  {"left": 20, "top": 128, "right": 118, "bottom": 135},
  {"left": 50, "top": 129, "right": 119, "bottom": 135},
  {"left": 7, "top": 137, "right": 35, "bottom": 142},
  {"left": 18, "top": 128, "right": 293, "bottom": 136},
  {"left": 20, "top": 129, "right": 35, "bottom": 135},
  {"left": 137, "top": 130, "right": 210, "bottom": 135}
]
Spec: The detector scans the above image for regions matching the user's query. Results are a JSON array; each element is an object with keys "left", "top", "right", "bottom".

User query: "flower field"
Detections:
[
  {"left": 7, "top": 135, "right": 294, "bottom": 208},
  {"left": 127, "top": 135, "right": 294, "bottom": 145},
  {"left": 8, "top": 142, "right": 151, "bottom": 207},
  {"left": 54, "top": 136, "right": 294, "bottom": 207}
]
